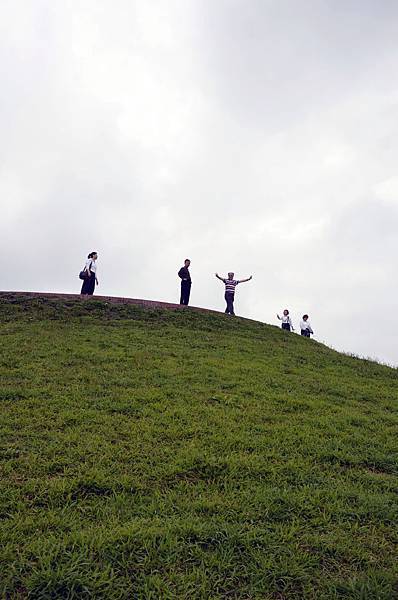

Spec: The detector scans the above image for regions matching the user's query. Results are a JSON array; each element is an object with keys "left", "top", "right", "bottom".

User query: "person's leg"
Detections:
[
  {"left": 181, "top": 281, "right": 190, "bottom": 305},
  {"left": 226, "top": 293, "right": 235, "bottom": 315},
  {"left": 224, "top": 293, "right": 230, "bottom": 313},
  {"left": 87, "top": 274, "right": 96, "bottom": 295},
  {"left": 185, "top": 283, "right": 191, "bottom": 306},
  {"left": 81, "top": 274, "right": 91, "bottom": 295},
  {"left": 228, "top": 294, "right": 235, "bottom": 315}
]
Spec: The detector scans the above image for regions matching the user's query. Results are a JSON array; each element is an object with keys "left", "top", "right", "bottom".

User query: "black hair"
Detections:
[
  {"left": 88, "top": 251, "right": 98, "bottom": 259},
  {"left": 184, "top": 258, "right": 190, "bottom": 263},
  {"left": 302, "top": 314, "right": 309, "bottom": 319}
]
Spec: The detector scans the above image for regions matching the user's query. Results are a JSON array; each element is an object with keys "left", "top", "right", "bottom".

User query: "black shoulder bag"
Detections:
[{"left": 79, "top": 261, "right": 93, "bottom": 280}]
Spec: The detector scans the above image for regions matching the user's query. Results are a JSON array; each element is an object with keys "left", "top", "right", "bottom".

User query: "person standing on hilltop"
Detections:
[
  {"left": 178, "top": 259, "right": 192, "bottom": 305},
  {"left": 215, "top": 272, "right": 252, "bottom": 316},
  {"left": 300, "top": 314, "right": 314, "bottom": 337},
  {"left": 277, "top": 309, "right": 294, "bottom": 331},
  {"left": 81, "top": 252, "right": 99, "bottom": 296}
]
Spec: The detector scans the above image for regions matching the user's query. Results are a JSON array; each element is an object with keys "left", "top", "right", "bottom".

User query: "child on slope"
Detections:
[
  {"left": 300, "top": 314, "right": 314, "bottom": 338},
  {"left": 277, "top": 309, "right": 294, "bottom": 332}
]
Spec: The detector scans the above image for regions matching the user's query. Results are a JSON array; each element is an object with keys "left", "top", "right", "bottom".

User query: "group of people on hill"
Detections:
[
  {"left": 79, "top": 253, "right": 314, "bottom": 337},
  {"left": 178, "top": 258, "right": 252, "bottom": 316},
  {"left": 179, "top": 259, "right": 314, "bottom": 337},
  {"left": 277, "top": 309, "right": 314, "bottom": 338}
]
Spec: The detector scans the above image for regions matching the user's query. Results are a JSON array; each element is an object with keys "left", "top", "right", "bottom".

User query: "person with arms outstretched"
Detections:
[
  {"left": 215, "top": 271, "right": 252, "bottom": 315},
  {"left": 178, "top": 259, "right": 192, "bottom": 305},
  {"left": 277, "top": 309, "right": 294, "bottom": 331}
]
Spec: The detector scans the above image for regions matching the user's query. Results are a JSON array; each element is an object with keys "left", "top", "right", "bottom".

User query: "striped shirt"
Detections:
[{"left": 223, "top": 279, "right": 239, "bottom": 294}]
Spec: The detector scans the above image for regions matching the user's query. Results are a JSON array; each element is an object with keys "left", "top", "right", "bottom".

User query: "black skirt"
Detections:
[
  {"left": 81, "top": 271, "right": 96, "bottom": 295},
  {"left": 282, "top": 323, "right": 291, "bottom": 331}
]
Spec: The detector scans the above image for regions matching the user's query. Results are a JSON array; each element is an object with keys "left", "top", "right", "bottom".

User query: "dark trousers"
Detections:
[
  {"left": 225, "top": 292, "right": 235, "bottom": 315},
  {"left": 81, "top": 271, "right": 96, "bottom": 295},
  {"left": 180, "top": 281, "right": 191, "bottom": 305},
  {"left": 282, "top": 323, "right": 291, "bottom": 331},
  {"left": 301, "top": 329, "right": 310, "bottom": 337}
]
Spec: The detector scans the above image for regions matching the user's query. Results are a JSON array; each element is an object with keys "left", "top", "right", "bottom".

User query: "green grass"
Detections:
[{"left": 0, "top": 294, "right": 397, "bottom": 599}]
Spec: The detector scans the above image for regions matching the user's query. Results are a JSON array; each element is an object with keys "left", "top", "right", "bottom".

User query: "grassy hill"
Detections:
[{"left": 0, "top": 294, "right": 397, "bottom": 599}]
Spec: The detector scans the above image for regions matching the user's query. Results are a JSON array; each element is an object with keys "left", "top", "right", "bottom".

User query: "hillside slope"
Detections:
[{"left": 0, "top": 294, "right": 397, "bottom": 599}]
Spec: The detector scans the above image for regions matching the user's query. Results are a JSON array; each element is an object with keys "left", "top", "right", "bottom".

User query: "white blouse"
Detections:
[
  {"left": 85, "top": 259, "right": 97, "bottom": 273},
  {"left": 278, "top": 314, "right": 293, "bottom": 326},
  {"left": 300, "top": 320, "right": 313, "bottom": 333}
]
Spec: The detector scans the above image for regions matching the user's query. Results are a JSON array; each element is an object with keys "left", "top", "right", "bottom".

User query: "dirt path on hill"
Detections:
[{"left": 0, "top": 291, "right": 219, "bottom": 314}]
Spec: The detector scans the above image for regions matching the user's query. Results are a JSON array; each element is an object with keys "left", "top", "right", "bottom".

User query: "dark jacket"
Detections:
[{"left": 178, "top": 267, "right": 191, "bottom": 282}]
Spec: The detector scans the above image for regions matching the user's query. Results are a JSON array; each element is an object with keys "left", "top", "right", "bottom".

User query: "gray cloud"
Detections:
[{"left": 1, "top": 1, "right": 398, "bottom": 364}]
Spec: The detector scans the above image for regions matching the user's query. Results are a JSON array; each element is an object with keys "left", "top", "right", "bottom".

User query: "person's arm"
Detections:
[
  {"left": 289, "top": 317, "right": 295, "bottom": 331},
  {"left": 277, "top": 314, "right": 281, "bottom": 320},
  {"left": 86, "top": 260, "right": 92, "bottom": 277},
  {"left": 178, "top": 268, "right": 184, "bottom": 279},
  {"left": 308, "top": 323, "right": 313, "bottom": 334},
  {"left": 215, "top": 273, "right": 224, "bottom": 282},
  {"left": 238, "top": 275, "right": 253, "bottom": 283}
]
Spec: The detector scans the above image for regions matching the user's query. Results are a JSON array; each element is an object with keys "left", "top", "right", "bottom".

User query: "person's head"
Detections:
[
  {"left": 283, "top": 309, "right": 289, "bottom": 316},
  {"left": 184, "top": 259, "right": 191, "bottom": 267},
  {"left": 228, "top": 272, "right": 234, "bottom": 279},
  {"left": 302, "top": 314, "right": 309, "bottom": 321},
  {"left": 88, "top": 251, "right": 98, "bottom": 260}
]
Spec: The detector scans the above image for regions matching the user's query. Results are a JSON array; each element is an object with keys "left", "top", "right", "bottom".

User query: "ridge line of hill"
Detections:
[{"left": 0, "top": 291, "right": 223, "bottom": 316}]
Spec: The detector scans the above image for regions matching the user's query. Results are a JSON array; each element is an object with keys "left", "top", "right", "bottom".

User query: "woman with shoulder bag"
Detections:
[{"left": 80, "top": 251, "right": 99, "bottom": 295}]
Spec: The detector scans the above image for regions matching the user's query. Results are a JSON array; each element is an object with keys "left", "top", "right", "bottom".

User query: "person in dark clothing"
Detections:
[
  {"left": 215, "top": 271, "right": 252, "bottom": 315},
  {"left": 81, "top": 251, "right": 99, "bottom": 295},
  {"left": 178, "top": 259, "right": 192, "bottom": 305}
]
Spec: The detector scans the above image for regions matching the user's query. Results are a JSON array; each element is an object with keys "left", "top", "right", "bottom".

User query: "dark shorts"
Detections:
[{"left": 282, "top": 323, "right": 291, "bottom": 331}]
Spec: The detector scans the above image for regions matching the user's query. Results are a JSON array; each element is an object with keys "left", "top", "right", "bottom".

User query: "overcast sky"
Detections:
[{"left": 1, "top": 1, "right": 398, "bottom": 364}]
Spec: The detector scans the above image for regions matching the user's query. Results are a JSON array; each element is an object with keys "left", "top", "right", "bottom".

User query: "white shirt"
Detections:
[
  {"left": 85, "top": 258, "right": 97, "bottom": 273},
  {"left": 278, "top": 314, "right": 293, "bottom": 326},
  {"left": 300, "top": 320, "right": 313, "bottom": 333}
]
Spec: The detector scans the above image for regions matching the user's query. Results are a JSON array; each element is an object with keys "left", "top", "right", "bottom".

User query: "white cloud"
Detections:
[
  {"left": 374, "top": 176, "right": 398, "bottom": 206},
  {"left": 1, "top": 0, "right": 398, "bottom": 364}
]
